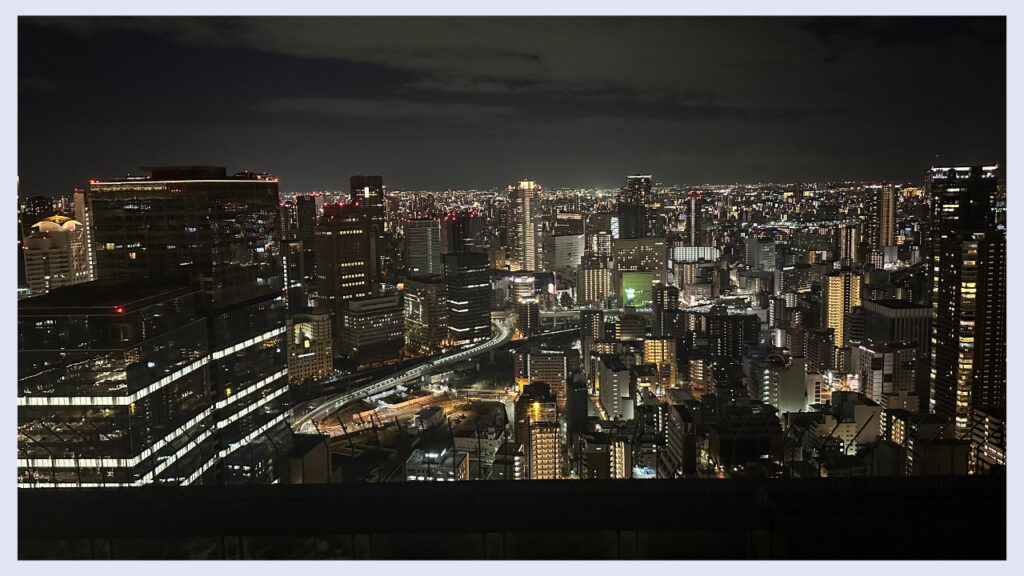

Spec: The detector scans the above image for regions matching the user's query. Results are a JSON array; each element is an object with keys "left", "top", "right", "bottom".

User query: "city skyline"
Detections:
[
  {"left": 18, "top": 16, "right": 1005, "bottom": 195},
  {"left": 14, "top": 13, "right": 1010, "bottom": 561}
]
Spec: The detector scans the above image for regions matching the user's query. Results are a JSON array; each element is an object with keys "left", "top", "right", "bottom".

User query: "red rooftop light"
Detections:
[{"left": 114, "top": 306, "right": 125, "bottom": 314}]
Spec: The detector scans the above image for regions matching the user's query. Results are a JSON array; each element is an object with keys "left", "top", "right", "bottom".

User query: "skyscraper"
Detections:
[
  {"left": 442, "top": 251, "right": 491, "bottom": 346},
  {"left": 18, "top": 282, "right": 215, "bottom": 486},
  {"left": 927, "top": 165, "right": 1004, "bottom": 438},
  {"left": 683, "top": 190, "right": 703, "bottom": 246},
  {"left": 821, "top": 270, "right": 862, "bottom": 348},
  {"left": 508, "top": 180, "right": 542, "bottom": 271},
  {"left": 315, "top": 202, "right": 378, "bottom": 324},
  {"left": 85, "top": 166, "right": 290, "bottom": 484},
  {"left": 617, "top": 174, "right": 650, "bottom": 239},
  {"left": 514, "top": 382, "right": 561, "bottom": 480},
  {"left": 930, "top": 229, "right": 1005, "bottom": 437},
  {"left": 403, "top": 218, "right": 442, "bottom": 278},
  {"left": 349, "top": 174, "right": 385, "bottom": 207}
]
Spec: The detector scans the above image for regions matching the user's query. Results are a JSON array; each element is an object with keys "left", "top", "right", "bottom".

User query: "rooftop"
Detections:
[{"left": 18, "top": 280, "right": 196, "bottom": 314}]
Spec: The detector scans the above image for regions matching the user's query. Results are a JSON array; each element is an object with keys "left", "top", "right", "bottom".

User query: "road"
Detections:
[{"left": 290, "top": 316, "right": 515, "bottom": 434}]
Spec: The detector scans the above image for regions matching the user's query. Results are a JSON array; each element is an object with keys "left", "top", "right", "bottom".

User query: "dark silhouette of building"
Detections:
[{"left": 617, "top": 174, "right": 650, "bottom": 239}]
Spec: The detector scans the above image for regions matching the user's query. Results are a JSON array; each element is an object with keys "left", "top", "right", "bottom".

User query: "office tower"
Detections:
[
  {"left": 554, "top": 211, "right": 585, "bottom": 235},
  {"left": 72, "top": 188, "right": 96, "bottom": 283},
  {"left": 706, "top": 307, "right": 760, "bottom": 359},
  {"left": 643, "top": 337, "right": 677, "bottom": 390},
  {"left": 18, "top": 282, "right": 214, "bottom": 487},
  {"left": 617, "top": 174, "right": 650, "bottom": 239},
  {"left": 615, "top": 311, "right": 646, "bottom": 341},
  {"left": 283, "top": 240, "right": 308, "bottom": 310},
  {"left": 652, "top": 283, "right": 680, "bottom": 337},
  {"left": 928, "top": 165, "right": 997, "bottom": 234},
  {"left": 745, "top": 236, "right": 776, "bottom": 271},
  {"left": 836, "top": 225, "right": 860, "bottom": 264},
  {"left": 613, "top": 236, "right": 667, "bottom": 297},
  {"left": 853, "top": 342, "right": 917, "bottom": 405},
  {"left": 822, "top": 270, "right": 862, "bottom": 347},
  {"left": 350, "top": 174, "right": 384, "bottom": 207},
  {"left": 542, "top": 232, "right": 585, "bottom": 275},
  {"left": 403, "top": 277, "right": 448, "bottom": 355},
  {"left": 508, "top": 180, "right": 542, "bottom": 271},
  {"left": 349, "top": 174, "right": 388, "bottom": 278},
  {"left": 862, "top": 298, "right": 931, "bottom": 357},
  {"left": 286, "top": 309, "right": 333, "bottom": 386},
  {"left": 683, "top": 190, "right": 703, "bottom": 246},
  {"left": 403, "top": 218, "right": 442, "bottom": 278},
  {"left": 931, "top": 229, "right": 1005, "bottom": 437},
  {"left": 338, "top": 294, "right": 404, "bottom": 365},
  {"left": 441, "top": 210, "right": 483, "bottom": 254},
  {"left": 511, "top": 272, "right": 535, "bottom": 302},
  {"left": 22, "top": 215, "right": 93, "bottom": 296},
  {"left": 578, "top": 254, "right": 614, "bottom": 305},
  {"left": 295, "top": 195, "right": 317, "bottom": 245},
  {"left": 315, "top": 202, "right": 378, "bottom": 323},
  {"left": 598, "top": 354, "right": 636, "bottom": 421},
  {"left": 87, "top": 166, "right": 289, "bottom": 484},
  {"left": 514, "top": 382, "right": 560, "bottom": 479},
  {"left": 442, "top": 251, "right": 491, "bottom": 346},
  {"left": 517, "top": 296, "right": 540, "bottom": 339}
]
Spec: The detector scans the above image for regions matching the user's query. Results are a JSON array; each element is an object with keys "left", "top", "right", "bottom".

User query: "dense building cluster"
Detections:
[{"left": 16, "top": 163, "right": 1006, "bottom": 486}]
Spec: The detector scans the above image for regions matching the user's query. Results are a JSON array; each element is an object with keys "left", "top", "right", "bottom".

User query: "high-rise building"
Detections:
[
  {"left": 862, "top": 299, "right": 931, "bottom": 357},
  {"left": 683, "top": 190, "right": 703, "bottom": 246},
  {"left": 517, "top": 296, "right": 540, "bottom": 339},
  {"left": 745, "top": 236, "right": 776, "bottom": 271},
  {"left": 315, "top": 203, "right": 378, "bottom": 332},
  {"left": 350, "top": 174, "right": 384, "bottom": 207},
  {"left": 822, "top": 270, "right": 862, "bottom": 347},
  {"left": 514, "top": 382, "right": 560, "bottom": 480},
  {"left": 930, "top": 229, "right": 1005, "bottom": 437},
  {"left": 643, "top": 337, "right": 677, "bottom": 390},
  {"left": 338, "top": 294, "right": 405, "bottom": 366},
  {"left": 542, "top": 233, "right": 585, "bottom": 275},
  {"left": 18, "top": 282, "right": 216, "bottom": 487},
  {"left": 578, "top": 254, "right": 614, "bottom": 305},
  {"left": 854, "top": 342, "right": 917, "bottom": 406},
  {"left": 349, "top": 175, "right": 388, "bottom": 279},
  {"left": 22, "top": 215, "right": 93, "bottom": 296},
  {"left": 87, "top": 166, "right": 289, "bottom": 484},
  {"left": 403, "top": 277, "right": 448, "bottom": 355},
  {"left": 513, "top": 345, "right": 578, "bottom": 401},
  {"left": 403, "top": 218, "right": 442, "bottom": 278},
  {"left": 878, "top": 183, "right": 897, "bottom": 248},
  {"left": 295, "top": 195, "right": 317, "bottom": 247},
  {"left": 442, "top": 252, "right": 491, "bottom": 346},
  {"left": 617, "top": 174, "right": 650, "bottom": 239},
  {"left": 598, "top": 354, "right": 635, "bottom": 421},
  {"left": 441, "top": 210, "right": 484, "bottom": 254},
  {"left": 836, "top": 225, "right": 860, "bottom": 264},
  {"left": 72, "top": 188, "right": 96, "bottom": 283},
  {"left": 508, "top": 180, "right": 542, "bottom": 271},
  {"left": 927, "top": 164, "right": 1004, "bottom": 439},
  {"left": 652, "top": 283, "right": 680, "bottom": 337},
  {"left": 286, "top": 309, "right": 333, "bottom": 386}
]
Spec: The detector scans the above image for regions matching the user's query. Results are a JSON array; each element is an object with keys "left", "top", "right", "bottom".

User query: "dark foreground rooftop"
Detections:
[{"left": 19, "top": 475, "right": 1005, "bottom": 560}]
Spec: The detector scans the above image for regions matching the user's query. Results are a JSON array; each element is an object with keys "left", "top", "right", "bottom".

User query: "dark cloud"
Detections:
[{"left": 18, "top": 16, "right": 1005, "bottom": 193}]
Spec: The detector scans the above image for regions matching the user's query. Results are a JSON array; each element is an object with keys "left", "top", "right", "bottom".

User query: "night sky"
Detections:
[{"left": 18, "top": 16, "right": 1006, "bottom": 195}]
